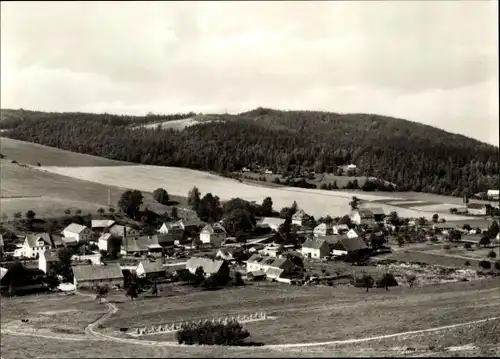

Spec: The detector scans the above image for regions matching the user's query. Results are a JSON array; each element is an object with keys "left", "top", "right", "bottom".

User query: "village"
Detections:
[{"left": 1, "top": 189, "right": 499, "bottom": 297}]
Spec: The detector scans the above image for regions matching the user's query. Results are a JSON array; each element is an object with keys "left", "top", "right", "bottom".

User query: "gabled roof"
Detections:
[
  {"left": 160, "top": 222, "right": 183, "bottom": 230},
  {"left": 302, "top": 238, "right": 328, "bottom": 250},
  {"left": 314, "top": 222, "right": 333, "bottom": 231},
  {"left": 62, "top": 223, "right": 90, "bottom": 235},
  {"left": 292, "top": 209, "right": 307, "bottom": 220},
  {"left": 42, "top": 251, "right": 59, "bottom": 262},
  {"left": 186, "top": 257, "right": 226, "bottom": 274},
  {"left": 334, "top": 237, "right": 368, "bottom": 252},
  {"left": 72, "top": 263, "right": 123, "bottom": 282},
  {"left": 98, "top": 233, "right": 113, "bottom": 241},
  {"left": 271, "top": 257, "right": 291, "bottom": 269},
  {"left": 248, "top": 270, "right": 266, "bottom": 277},
  {"left": 51, "top": 235, "right": 64, "bottom": 247},
  {"left": 356, "top": 209, "right": 374, "bottom": 217},
  {"left": 0, "top": 267, "right": 7, "bottom": 280},
  {"left": 109, "top": 225, "right": 136, "bottom": 237},
  {"left": 25, "top": 233, "right": 53, "bottom": 248},
  {"left": 467, "top": 203, "right": 487, "bottom": 209},
  {"left": 138, "top": 261, "right": 165, "bottom": 274},
  {"left": 177, "top": 218, "right": 205, "bottom": 227},
  {"left": 264, "top": 267, "right": 284, "bottom": 278},
  {"left": 317, "top": 235, "right": 344, "bottom": 245},
  {"left": 91, "top": 220, "right": 116, "bottom": 229},
  {"left": 122, "top": 237, "right": 149, "bottom": 252}
]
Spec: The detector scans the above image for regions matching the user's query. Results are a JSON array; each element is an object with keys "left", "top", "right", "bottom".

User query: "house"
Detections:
[
  {"left": 487, "top": 189, "right": 499, "bottom": 200},
  {"left": 199, "top": 223, "right": 226, "bottom": 246},
  {"left": 98, "top": 233, "right": 113, "bottom": 252},
  {"left": 264, "top": 169, "right": 273, "bottom": 175},
  {"left": 259, "top": 244, "right": 282, "bottom": 257},
  {"left": 186, "top": 257, "right": 230, "bottom": 278},
  {"left": 0, "top": 262, "right": 47, "bottom": 295},
  {"left": 136, "top": 261, "right": 166, "bottom": 279},
  {"left": 242, "top": 167, "right": 251, "bottom": 172},
  {"left": 365, "top": 207, "right": 385, "bottom": 222},
  {"left": 300, "top": 238, "right": 330, "bottom": 259},
  {"left": 176, "top": 219, "right": 205, "bottom": 232},
  {"left": 62, "top": 237, "right": 78, "bottom": 247},
  {"left": 91, "top": 220, "right": 116, "bottom": 232},
  {"left": 313, "top": 222, "right": 333, "bottom": 237},
  {"left": 466, "top": 203, "right": 488, "bottom": 216},
  {"left": 39, "top": 251, "right": 59, "bottom": 273},
  {"left": 216, "top": 247, "right": 244, "bottom": 262},
  {"left": 51, "top": 235, "right": 65, "bottom": 248},
  {"left": 108, "top": 224, "right": 140, "bottom": 238},
  {"left": 13, "top": 233, "right": 53, "bottom": 258},
  {"left": 346, "top": 228, "right": 361, "bottom": 239},
  {"left": 72, "top": 263, "right": 124, "bottom": 290},
  {"left": 351, "top": 210, "right": 376, "bottom": 226},
  {"left": 245, "top": 254, "right": 295, "bottom": 280},
  {"left": 62, "top": 223, "right": 94, "bottom": 244},
  {"left": 158, "top": 222, "right": 184, "bottom": 241},
  {"left": 432, "top": 223, "right": 456, "bottom": 234},
  {"left": 292, "top": 209, "right": 308, "bottom": 226},
  {"left": 331, "top": 236, "right": 369, "bottom": 257},
  {"left": 246, "top": 270, "right": 266, "bottom": 281},
  {"left": 333, "top": 224, "right": 349, "bottom": 234},
  {"left": 257, "top": 217, "right": 286, "bottom": 231},
  {"left": 120, "top": 235, "right": 170, "bottom": 256}
]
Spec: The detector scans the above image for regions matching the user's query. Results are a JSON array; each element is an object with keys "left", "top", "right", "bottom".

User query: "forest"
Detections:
[{"left": 1, "top": 107, "right": 498, "bottom": 196}]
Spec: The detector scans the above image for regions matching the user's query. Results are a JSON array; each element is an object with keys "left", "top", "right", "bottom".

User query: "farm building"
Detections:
[
  {"left": 13, "top": 233, "right": 53, "bottom": 258},
  {"left": 487, "top": 189, "right": 499, "bottom": 200},
  {"left": 245, "top": 255, "right": 295, "bottom": 279},
  {"left": 364, "top": 207, "right": 385, "bottom": 222},
  {"left": 199, "top": 223, "right": 226, "bottom": 246},
  {"left": 98, "top": 233, "right": 114, "bottom": 252},
  {"left": 136, "top": 261, "right": 166, "bottom": 279},
  {"left": 313, "top": 222, "right": 334, "bottom": 237},
  {"left": 120, "top": 235, "right": 170, "bottom": 256},
  {"left": 158, "top": 221, "right": 184, "bottom": 241},
  {"left": 108, "top": 224, "right": 140, "bottom": 238},
  {"left": 351, "top": 209, "right": 376, "bottom": 226},
  {"left": 466, "top": 203, "right": 488, "bottom": 216},
  {"left": 292, "top": 209, "right": 308, "bottom": 226},
  {"left": 257, "top": 217, "right": 286, "bottom": 231},
  {"left": 91, "top": 220, "right": 116, "bottom": 232},
  {"left": 38, "top": 250, "right": 59, "bottom": 273},
  {"left": 186, "top": 257, "right": 230, "bottom": 278},
  {"left": 61, "top": 223, "right": 94, "bottom": 244},
  {"left": 0, "top": 262, "right": 47, "bottom": 295},
  {"left": 72, "top": 263, "right": 123, "bottom": 289},
  {"left": 331, "top": 236, "right": 369, "bottom": 257},
  {"left": 175, "top": 219, "right": 205, "bottom": 232},
  {"left": 300, "top": 238, "right": 330, "bottom": 259}
]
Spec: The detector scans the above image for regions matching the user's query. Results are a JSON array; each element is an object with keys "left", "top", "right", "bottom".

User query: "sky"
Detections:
[{"left": 1, "top": 1, "right": 498, "bottom": 145}]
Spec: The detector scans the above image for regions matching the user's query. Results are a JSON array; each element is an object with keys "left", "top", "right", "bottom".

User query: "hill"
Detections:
[{"left": 1, "top": 107, "right": 498, "bottom": 197}]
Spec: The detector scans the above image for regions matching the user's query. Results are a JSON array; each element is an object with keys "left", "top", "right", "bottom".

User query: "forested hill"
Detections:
[{"left": 1, "top": 107, "right": 498, "bottom": 197}]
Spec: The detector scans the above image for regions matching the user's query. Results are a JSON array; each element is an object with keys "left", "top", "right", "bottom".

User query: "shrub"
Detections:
[
  {"left": 488, "top": 251, "right": 497, "bottom": 259},
  {"left": 176, "top": 320, "right": 250, "bottom": 346},
  {"left": 464, "top": 261, "right": 471, "bottom": 266},
  {"left": 464, "top": 243, "right": 472, "bottom": 249},
  {"left": 443, "top": 244, "right": 451, "bottom": 250},
  {"left": 479, "top": 260, "right": 491, "bottom": 270}
]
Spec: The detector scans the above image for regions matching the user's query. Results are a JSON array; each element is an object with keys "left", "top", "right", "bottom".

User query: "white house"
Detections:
[
  {"left": 259, "top": 244, "right": 281, "bottom": 257},
  {"left": 466, "top": 203, "right": 488, "bottom": 216},
  {"left": 313, "top": 223, "right": 333, "bottom": 237},
  {"left": 185, "top": 257, "right": 230, "bottom": 278},
  {"left": 300, "top": 238, "right": 330, "bottom": 259},
  {"left": 39, "top": 251, "right": 59, "bottom": 273},
  {"left": 245, "top": 255, "right": 295, "bottom": 280},
  {"left": 13, "top": 233, "right": 53, "bottom": 258},
  {"left": 333, "top": 224, "right": 350, "bottom": 234},
  {"left": 72, "top": 263, "right": 124, "bottom": 290},
  {"left": 98, "top": 233, "right": 113, "bottom": 252},
  {"left": 136, "top": 261, "right": 166, "bottom": 279},
  {"left": 331, "top": 236, "right": 368, "bottom": 257},
  {"left": 487, "top": 189, "right": 499, "bottom": 200},
  {"left": 62, "top": 223, "right": 94, "bottom": 243},
  {"left": 351, "top": 209, "right": 376, "bottom": 226},
  {"left": 158, "top": 222, "right": 184, "bottom": 241},
  {"left": 199, "top": 223, "right": 226, "bottom": 246},
  {"left": 292, "top": 209, "right": 308, "bottom": 226}
]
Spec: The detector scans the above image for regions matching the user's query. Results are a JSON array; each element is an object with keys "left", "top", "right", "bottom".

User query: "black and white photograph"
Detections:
[{"left": 0, "top": 1, "right": 499, "bottom": 357}]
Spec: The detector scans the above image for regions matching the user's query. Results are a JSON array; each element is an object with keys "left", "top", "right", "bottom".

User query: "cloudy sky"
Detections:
[{"left": 1, "top": 1, "right": 498, "bottom": 145}]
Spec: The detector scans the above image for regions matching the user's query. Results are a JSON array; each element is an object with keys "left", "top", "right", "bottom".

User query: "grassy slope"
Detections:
[
  {"left": 0, "top": 160, "right": 189, "bottom": 218},
  {"left": 0, "top": 136, "right": 131, "bottom": 167}
]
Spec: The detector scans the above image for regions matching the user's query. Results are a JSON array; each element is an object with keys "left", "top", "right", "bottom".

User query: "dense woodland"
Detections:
[{"left": 2, "top": 107, "right": 499, "bottom": 196}]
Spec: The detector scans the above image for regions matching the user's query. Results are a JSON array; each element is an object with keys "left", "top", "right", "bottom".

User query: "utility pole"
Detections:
[{"left": 108, "top": 189, "right": 111, "bottom": 208}]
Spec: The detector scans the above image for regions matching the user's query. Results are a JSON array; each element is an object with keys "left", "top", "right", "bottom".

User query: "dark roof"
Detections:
[
  {"left": 317, "top": 235, "right": 347, "bottom": 245},
  {"left": 138, "top": 261, "right": 165, "bottom": 274},
  {"left": 467, "top": 203, "right": 487, "bottom": 209},
  {"left": 63, "top": 223, "right": 90, "bottom": 235},
  {"left": 334, "top": 237, "right": 368, "bottom": 252},
  {"left": 357, "top": 209, "right": 374, "bottom": 217},
  {"left": 365, "top": 207, "right": 385, "bottom": 216},
  {"left": 248, "top": 270, "right": 266, "bottom": 277},
  {"left": 72, "top": 263, "right": 123, "bottom": 282},
  {"left": 302, "top": 238, "right": 328, "bottom": 250},
  {"left": 292, "top": 209, "right": 307, "bottom": 220},
  {"left": 43, "top": 251, "right": 59, "bottom": 262},
  {"left": 25, "top": 233, "right": 53, "bottom": 248}
]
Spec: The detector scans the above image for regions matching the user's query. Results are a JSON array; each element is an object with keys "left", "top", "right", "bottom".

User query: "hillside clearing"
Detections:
[
  {"left": 39, "top": 165, "right": 476, "bottom": 220},
  {"left": 134, "top": 116, "right": 222, "bottom": 131}
]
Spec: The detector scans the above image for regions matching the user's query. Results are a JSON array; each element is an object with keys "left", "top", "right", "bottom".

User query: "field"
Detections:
[
  {"left": 38, "top": 165, "right": 480, "bottom": 221},
  {"left": 134, "top": 115, "right": 222, "bottom": 131},
  {"left": 2, "top": 279, "right": 499, "bottom": 358},
  {"left": 0, "top": 160, "right": 189, "bottom": 219},
  {"left": 0, "top": 137, "right": 130, "bottom": 167}
]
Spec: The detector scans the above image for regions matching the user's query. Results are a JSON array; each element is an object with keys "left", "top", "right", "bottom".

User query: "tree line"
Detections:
[{"left": 3, "top": 108, "right": 498, "bottom": 196}]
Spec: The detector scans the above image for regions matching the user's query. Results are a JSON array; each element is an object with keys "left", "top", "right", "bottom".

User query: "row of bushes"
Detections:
[{"left": 176, "top": 320, "right": 250, "bottom": 346}]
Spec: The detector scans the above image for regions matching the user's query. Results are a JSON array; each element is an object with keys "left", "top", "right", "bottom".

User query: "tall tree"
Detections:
[
  {"left": 262, "top": 197, "right": 274, "bottom": 216},
  {"left": 188, "top": 186, "right": 201, "bottom": 212},
  {"left": 118, "top": 190, "right": 144, "bottom": 219},
  {"left": 153, "top": 188, "right": 170, "bottom": 205}
]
